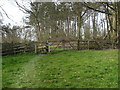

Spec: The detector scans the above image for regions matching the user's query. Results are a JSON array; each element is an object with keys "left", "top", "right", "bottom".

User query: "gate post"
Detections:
[
  {"left": 88, "top": 40, "right": 90, "bottom": 50},
  {"left": 62, "top": 40, "right": 65, "bottom": 50},
  {"left": 46, "top": 41, "right": 50, "bottom": 53},
  {"left": 77, "top": 39, "right": 80, "bottom": 50},
  {"left": 35, "top": 43, "right": 37, "bottom": 54}
]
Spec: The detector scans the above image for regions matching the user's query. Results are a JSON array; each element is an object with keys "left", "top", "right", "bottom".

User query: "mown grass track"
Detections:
[{"left": 2, "top": 50, "right": 118, "bottom": 88}]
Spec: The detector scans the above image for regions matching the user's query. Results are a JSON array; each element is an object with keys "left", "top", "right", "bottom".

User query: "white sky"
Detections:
[
  {"left": 0, "top": 0, "right": 55, "bottom": 26},
  {"left": 0, "top": 0, "right": 30, "bottom": 26},
  {"left": 0, "top": 0, "right": 107, "bottom": 27}
]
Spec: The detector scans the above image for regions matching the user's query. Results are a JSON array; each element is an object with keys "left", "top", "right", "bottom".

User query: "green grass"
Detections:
[{"left": 2, "top": 50, "right": 118, "bottom": 88}]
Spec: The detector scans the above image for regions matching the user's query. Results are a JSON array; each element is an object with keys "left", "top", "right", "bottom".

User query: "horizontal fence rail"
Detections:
[
  {"left": 1, "top": 40, "right": 118, "bottom": 56},
  {"left": 1, "top": 43, "right": 35, "bottom": 56}
]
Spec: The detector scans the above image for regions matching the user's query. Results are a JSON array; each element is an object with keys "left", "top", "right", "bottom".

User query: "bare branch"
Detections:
[
  {"left": 0, "top": 6, "right": 11, "bottom": 19},
  {"left": 0, "top": 6, "right": 16, "bottom": 23},
  {"left": 103, "top": 2, "right": 115, "bottom": 11},
  {"left": 15, "top": 0, "right": 36, "bottom": 18},
  {"left": 81, "top": 9, "right": 88, "bottom": 18},
  {"left": 82, "top": 2, "right": 112, "bottom": 15}
]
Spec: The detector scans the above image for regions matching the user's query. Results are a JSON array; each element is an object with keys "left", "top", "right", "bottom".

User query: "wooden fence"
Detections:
[
  {"left": 1, "top": 40, "right": 118, "bottom": 56},
  {"left": 1, "top": 43, "right": 35, "bottom": 56}
]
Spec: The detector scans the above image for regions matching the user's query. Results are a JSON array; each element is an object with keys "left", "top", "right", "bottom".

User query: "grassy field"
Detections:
[{"left": 2, "top": 50, "right": 118, "bottom": 88}]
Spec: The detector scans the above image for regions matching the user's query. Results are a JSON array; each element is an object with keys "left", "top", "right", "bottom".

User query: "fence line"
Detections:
[{"left": 1, "top": 40, "right": 118, "bottom": 56}]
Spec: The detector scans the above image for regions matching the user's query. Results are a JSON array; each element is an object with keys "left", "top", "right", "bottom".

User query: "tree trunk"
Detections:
[
  {"left": 117, "top": 2, "right": 120, "bottom": 49},
  {"left": 77, "top": 13, "right": 82, "bottom": 50},
  {"left": 117, "top": 2, "right": 120, "bottom": 89},
  {"left": 92, "top": 12, "right": 97, "bottom": 39},
  {"left": 67, "top": 17, "right": 70, "bottom": 39}
]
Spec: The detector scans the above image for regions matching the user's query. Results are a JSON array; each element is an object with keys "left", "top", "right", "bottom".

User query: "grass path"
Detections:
[
  {"left": 13, "top": 56, "right": 39, "bottom": 88},
  {"left": 2, "top": 50, "right": 118, "bottom": 88}
]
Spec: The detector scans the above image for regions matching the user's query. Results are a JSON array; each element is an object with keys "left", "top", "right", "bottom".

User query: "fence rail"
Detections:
[
  {"left": 1, "top": 40, "right": 118, "bottom": 56},
  {"left": 1, "top": 43, "right": 35, "bottom": 56}
]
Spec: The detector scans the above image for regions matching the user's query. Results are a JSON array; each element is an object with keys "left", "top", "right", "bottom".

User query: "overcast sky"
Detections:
[
  {"left": 0, "top": 0, "right": 111, "bottom": 27},
  {"left": 0, "top": 0, "right": 31, "bottom": 26},
  {"left": 0, "top": 0, "right": 56, "bottom": 26}
]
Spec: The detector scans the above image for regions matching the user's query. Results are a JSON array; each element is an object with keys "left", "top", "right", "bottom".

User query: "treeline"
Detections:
[{"left": 1, "top": 2, "right": 120, "bottom": 44}]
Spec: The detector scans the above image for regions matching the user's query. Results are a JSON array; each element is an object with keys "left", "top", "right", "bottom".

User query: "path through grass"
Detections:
[{"left": 2, "top": 50, "right": 118, "bottom": 88}]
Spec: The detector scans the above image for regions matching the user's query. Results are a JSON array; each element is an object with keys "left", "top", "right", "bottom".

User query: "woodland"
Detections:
[{"left": 1, "top": 2, "right": 120, "bottom": 45}]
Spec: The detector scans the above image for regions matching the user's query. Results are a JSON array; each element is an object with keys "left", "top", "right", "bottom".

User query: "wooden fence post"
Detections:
[
  {"left": 62, "top": 40, "right": 65, "bottom": 50},
  {"left": 88, "top": 40, "right": 89, "bottom": 50},
  {"left": 23, "top": 44, "right": 26, "bottom": 53},
  {"left": 48, "top": 42, "right": 50, "bottom": 52},
  {"left": 46, "top": 41, "right": 50, "bottom": 53},
  {"left": 112, "top": 40, "right": 114, "bottom": 49},
  {"left": 77, "top": 39, "right": 80, "bottom": 50},
  {"left": 35, "top": 44, "right": 37, "bottom": 54},
  {"left": 24, "top": 43, "right": 27, "bottom": 53}
]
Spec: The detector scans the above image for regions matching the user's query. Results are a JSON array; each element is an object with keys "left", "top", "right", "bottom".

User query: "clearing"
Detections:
[{"left": 2, "top": 50, "right": 118, "bottom": 88}]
